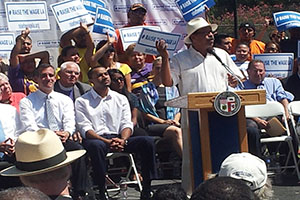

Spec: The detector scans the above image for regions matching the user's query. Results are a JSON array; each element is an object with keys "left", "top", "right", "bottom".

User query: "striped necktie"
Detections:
[{"left": 46, "top": 95, "right": 58, "bottom": 131}]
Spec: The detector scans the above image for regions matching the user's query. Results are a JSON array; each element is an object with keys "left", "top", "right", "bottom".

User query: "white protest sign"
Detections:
[
  {"left": 119, "top": 26, "right": 161, "bottom": 51},
  {"left": 4, "top": 1, "right": 49, "bottom": 31},
  {"left": 135, "top": 28, "right": 181, "bottom": 57},
  {"left": 253, "top": 53, "right": 294, "bottom": 78},
  {"left": 0, "top": 33, "right": 15, "bottom": 59},
  {"left": 50, "top": 0, "right": 93, "bottom": 32}
]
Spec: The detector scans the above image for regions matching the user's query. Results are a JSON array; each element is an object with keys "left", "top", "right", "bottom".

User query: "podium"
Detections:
[{"left": 165, "top": 89, "right": 266, "bottom": 189}]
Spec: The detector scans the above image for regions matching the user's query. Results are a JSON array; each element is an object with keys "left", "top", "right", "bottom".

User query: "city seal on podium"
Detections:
[{"left": 214, "top": 91, "right": 241, "bottom": 117}]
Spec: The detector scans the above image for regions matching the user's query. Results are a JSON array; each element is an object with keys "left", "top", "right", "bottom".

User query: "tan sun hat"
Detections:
[
  {"left": 129, "top": 3, "right": 147, "bottom": 12},
  {"left": 184, "top": 17, "right": 218, "bottom": 44},
  {"left": 0, "top": 129, "right": 86, "bottom": 176}
]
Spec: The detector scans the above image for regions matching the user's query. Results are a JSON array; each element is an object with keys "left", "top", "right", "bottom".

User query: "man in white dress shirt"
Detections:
[
  {"left": 75, "top": 66, "right": 157, "bottom": 200},
  {"left": 157, "top": 17, "right": 243, "bottom": 195},
  {"left": 19, "top": 63, "right": 88, "bottom": 199},
  {"left": 0, "top": 88, "right": 23, "bottom": 189}
]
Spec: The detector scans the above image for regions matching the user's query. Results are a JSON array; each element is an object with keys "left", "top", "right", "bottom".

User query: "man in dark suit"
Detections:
[{"left": 54, "top": 61, "right": 91, "bottom": 102}]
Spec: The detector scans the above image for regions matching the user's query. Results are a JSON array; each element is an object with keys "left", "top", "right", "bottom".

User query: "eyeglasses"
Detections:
[
  {"left": 65, "top": 70, "right": 80, "bottom": 75},
  {"left": 112, "top": 77, "right": 124, "bottom": 82},
  {"left": 23, "top": 42, "right": 31, "bottom": 45}
]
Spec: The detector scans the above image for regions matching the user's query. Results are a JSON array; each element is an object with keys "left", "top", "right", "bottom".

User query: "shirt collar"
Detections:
[
  {"left": 36, "top": 89, "right": 54, "bottom": 99},
  {"left": 189, "top": 46, "right": 205, "bottom": 59},
  {"left": 90, "top": 88, "right": 112, "bottom": 100}
]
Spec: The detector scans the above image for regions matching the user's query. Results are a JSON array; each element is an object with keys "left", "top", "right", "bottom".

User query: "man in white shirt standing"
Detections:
[
  {"left": 19, "top": 63, "right": 88, "bottom": 199},
  {"left": 75, "top": 66, "right": 157, "bottom": 200},
  {"left": 158, "top": 17, "right": 243, "bottom": 195}
]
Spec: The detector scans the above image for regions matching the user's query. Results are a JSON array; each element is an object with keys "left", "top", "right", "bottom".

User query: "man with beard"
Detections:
[{"left": 157, "top": 17, "right": 243, "bottom": 196}]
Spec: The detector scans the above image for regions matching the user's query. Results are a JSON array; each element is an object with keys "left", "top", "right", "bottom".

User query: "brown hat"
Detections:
[{"left": 129, "top": 3, "right": 147, "bottom": 12}]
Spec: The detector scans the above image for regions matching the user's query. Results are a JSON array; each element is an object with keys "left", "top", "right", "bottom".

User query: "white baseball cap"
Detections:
[{"left": 218, "top": 152, "right": 267, "bottom": 190}]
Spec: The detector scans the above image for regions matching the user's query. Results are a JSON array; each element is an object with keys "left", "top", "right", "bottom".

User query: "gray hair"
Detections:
[
  {"left": 0, "top": 72, "right": 9, "bottom": 82},
  {"left": 60, "top": 61, "right": 80, "bottom": 72}
]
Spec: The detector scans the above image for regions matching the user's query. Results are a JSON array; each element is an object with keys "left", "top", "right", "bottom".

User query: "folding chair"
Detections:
[
  {"left": 288, "top": 101, "right": 300, "bottom": 144},
  {"left": 105, "top": 152, "right": 142, "bottom": 193},
  {"left": 245, "top": 101, "right": 300, "bottom": 180}
]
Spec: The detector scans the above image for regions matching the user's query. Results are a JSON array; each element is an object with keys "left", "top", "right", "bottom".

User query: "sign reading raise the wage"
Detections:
[
  {"left": 0, "top": 33, "right": 15, "bottom": 59},
  {"left": 50, "top": 0, "right": 93, "bottom": 32},
  {"left": 119, "top": 26, "right": 161, "bottom": 51},
  {"left": 134, "top": 28, "right": 181, "bottom": 57},
  {"left": 253, "top": 53, "right": 294, "bottom": 78},
  {"left": 176, "top": 0, "right": 215, "bottom": 21},
  {"left": 4, "top": 1, "right": 49, "bottom": 31},
  {"left": 93, "top": 7, "right": 115, "bottom": 36},
  {"left": 273, "top": 11, "right": 300, "bottom": 32},
  {"left": 81, "top": 0, "right": 106, "bottom": 17}
]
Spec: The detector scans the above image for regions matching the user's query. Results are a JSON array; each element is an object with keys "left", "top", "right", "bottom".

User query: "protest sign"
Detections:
[
  {"left": 0, "top": 33, "right": 15, "bottom": 59},
  {"left": 81, "top": 0, "right": 106, "bottom": 17},
  {"left": 273, "top": 11, "right": 300, "bottom": 31},
  {"left": 134, "top": 28, "right": 181, "bottom": 57},
  {"left": 50, "top": 0, "right": 93, "bottom": 32},
  {"left": 176, "top": 0, "right": 215, "bottom": 22},
  {"left": 93, "top": 7, "right": 115, "bottom": 36},
  {"left": 4, "top": 1, "right": 49, "bottom": 31},
  {"left": 119, "top": 26, "right": 161, "bottom": 51},
  {"left": 253, "top": 53, "right": 294, "bottom": 78}
]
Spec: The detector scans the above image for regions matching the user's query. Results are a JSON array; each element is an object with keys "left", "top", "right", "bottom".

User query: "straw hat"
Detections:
[
  {"left": 184, "top": 17, "right": 218, "bottom": 44},
  {"left": 0, "top": 129, "right": 86, "bottom": 176}
]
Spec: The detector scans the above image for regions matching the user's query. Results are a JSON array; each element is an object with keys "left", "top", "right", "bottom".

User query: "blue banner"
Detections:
[
  {"left": 93, "top": 7, "right": 115, "bottom": 36},
  {"left": 273, "top": 11, "right": 300, "bottom": 32},
  {"left": 176, "top": 0, "right": 215, "bottom": 22},
  {"left": 81, "top": 0, "right": 106, "bottom": 17}
]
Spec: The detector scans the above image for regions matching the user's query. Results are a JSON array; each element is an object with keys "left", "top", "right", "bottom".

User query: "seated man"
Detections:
[
  {"left": 9, "top": 28, "right": 49, "bottom": 95},
  {"left": 75, "top": 66, "right": 157, "bottom": 200},
  {"left": 54, "top": 61, "right": 91, "bottom": 102},
  {"left": 19, "top": 63, "right": 88, "bottom": 199},
  {"left": 0, "top": 129, "right": 86, "bottom": 199},
  {"left": 236, "top": 59, "right": 295, "bottom": 157},
  {"left": 0, "top": 89, "right": 22, "bottom": 189},
  {"left": 0, "top": 73, "right": 26, "bottom": 112}
]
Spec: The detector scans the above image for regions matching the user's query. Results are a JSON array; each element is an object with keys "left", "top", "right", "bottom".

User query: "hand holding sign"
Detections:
[{"left": 156, "top": 40, "right": 169, "bottom": 58}]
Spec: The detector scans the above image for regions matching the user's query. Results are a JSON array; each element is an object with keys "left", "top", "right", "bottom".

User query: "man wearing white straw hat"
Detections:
[
  {"left": 157, "top": 17, "right": 243, "bottom": 195},
  {"left": 0, "top": 128, "right": 86, "bottom": 199}
]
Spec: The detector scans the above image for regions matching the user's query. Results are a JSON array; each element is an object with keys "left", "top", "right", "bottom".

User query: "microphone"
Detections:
[{"left": 207, "top": 48, "right": 244, "bottom": 89}]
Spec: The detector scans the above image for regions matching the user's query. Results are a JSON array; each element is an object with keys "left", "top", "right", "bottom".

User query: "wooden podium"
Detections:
[{"left": 165, "top": 89, "right": 266, "bottom": 189}]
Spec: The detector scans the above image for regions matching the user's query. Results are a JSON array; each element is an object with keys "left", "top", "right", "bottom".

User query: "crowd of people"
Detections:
[{"left": 0, "top": 2, "right": 300, "bottom": 200}]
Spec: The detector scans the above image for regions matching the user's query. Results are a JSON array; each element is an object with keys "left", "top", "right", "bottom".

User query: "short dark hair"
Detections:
[
  {"left": 190, "top": 177, "right": 258, "bottom": 200},
  {"left": 87, "top": 66, "right": 106, "bottom": 79},
  {"left": 214, "top": 34, "right": 231, "bottom": 46},
  {"left": 152, "top": 185, "right": 187, "bottom": 200},
  {"left": 34, "top": 63, "right": 55, "bottom": 77},
  {"left": 247, "top": 59, "right": 265, "bottom": 71}
]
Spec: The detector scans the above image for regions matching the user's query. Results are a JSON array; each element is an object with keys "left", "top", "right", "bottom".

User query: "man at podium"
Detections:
[{"left": 157, "top": 17, "right": 243, "bottom": 196}]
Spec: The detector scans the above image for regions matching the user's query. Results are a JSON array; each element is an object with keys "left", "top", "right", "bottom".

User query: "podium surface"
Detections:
[{"left": 165, "top": 89, "right": 266, "bottom": 189}]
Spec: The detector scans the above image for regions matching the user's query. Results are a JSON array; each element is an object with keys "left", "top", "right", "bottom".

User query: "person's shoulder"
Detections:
[
  {"left": 75, "top": 81, "right": 92, "bottom": 91},
  {"left": 0, "top": 103, "right": 17, "bottom": 112},
  {"left": 52, "top": 91, "right": 73, "bottom": 102},
  {"left": 252, "top": 39, "right": 265, "bottom": 45}
]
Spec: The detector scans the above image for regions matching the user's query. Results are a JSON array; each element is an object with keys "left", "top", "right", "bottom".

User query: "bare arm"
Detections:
[
  {"left": 125, "top": 73, "right": 131, "bottom": 92},
  {"left": 90, "top": 33, "right": 115, "bottom": 67},
  {"left": 256, "top": 18, "right": 270, "bottom": 41},
  {"left": 131, "top": 107, "right": 138, "bottom": 126},
  {"left": 280, "top": 98, "right": 290, "bottom": 120},
  {"left": 10, "top": 28, "right": 30, "bottom": 68},
  {"left": 81, "top": 23, "right": 94, "bottom": 67},
  {"left": 156, "top": 40, "right": 172, "bottom": 86},
  {"left": 86, "top": 129, "right": 112, "bottom": 144}
]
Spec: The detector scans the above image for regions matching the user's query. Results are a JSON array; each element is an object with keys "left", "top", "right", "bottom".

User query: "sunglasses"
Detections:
[{"left": 112, "top": 77, "right": 124, "bottom": 82}]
